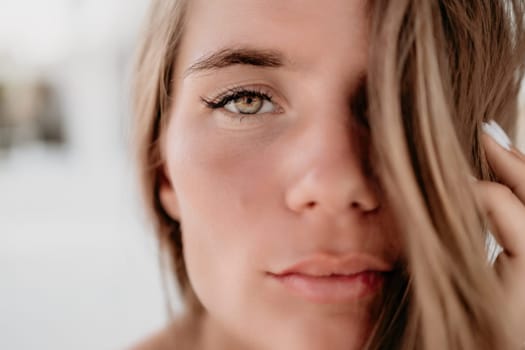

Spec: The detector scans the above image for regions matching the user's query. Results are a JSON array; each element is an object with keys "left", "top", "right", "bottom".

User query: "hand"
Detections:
[{"left": 473, "top": 121, "right": 525, "bottom": 342}]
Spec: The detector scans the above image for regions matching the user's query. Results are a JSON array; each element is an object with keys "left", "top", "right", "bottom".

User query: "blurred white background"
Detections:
[
  {"left": 0, "top": 1, "right": 524, "bottom": 350},
  {"left": 0, "top": 1, "right": 173, "bottom": 349}
]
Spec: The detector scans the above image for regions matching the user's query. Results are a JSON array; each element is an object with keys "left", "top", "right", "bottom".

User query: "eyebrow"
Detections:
[{"left": 184, "top": 47, "right": 288, "bottom": 78}]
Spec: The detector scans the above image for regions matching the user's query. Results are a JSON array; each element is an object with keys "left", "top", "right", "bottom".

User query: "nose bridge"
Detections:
[
  {"left": 308, "top": 113, "right": 358, "bottom": 176},
  {"left": 285, "top": 97, "right": 379, "bottom": 217}
]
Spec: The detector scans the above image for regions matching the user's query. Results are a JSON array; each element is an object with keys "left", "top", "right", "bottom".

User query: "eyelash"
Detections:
[{"left": 200, "top": 87, "right": 276, "bottom": 118}]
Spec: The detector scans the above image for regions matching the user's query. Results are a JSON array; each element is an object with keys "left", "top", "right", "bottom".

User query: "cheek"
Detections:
[
  {"left": 172, "top": 131, "right": 276, "bottom": 238},
  {"left": 164, "top": 120, "right": 280, "bottom": 302}
]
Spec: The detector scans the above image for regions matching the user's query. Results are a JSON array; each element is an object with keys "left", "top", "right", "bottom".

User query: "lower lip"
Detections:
[{"left": 270, "top": 271, "right": 385, "bottom": 303}]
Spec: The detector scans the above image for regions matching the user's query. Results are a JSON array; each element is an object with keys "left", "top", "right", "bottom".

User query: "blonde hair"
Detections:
[{"left": 132, "top": 0, "right": 525, "bottom": 348}]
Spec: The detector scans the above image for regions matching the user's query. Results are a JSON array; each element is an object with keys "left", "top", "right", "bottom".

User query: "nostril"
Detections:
[
  {"left": 351, "top": 201, "right": 381, "bottom": 214},
  {"left": 306, "top": 201, "right": 316, "bottom": 209}
]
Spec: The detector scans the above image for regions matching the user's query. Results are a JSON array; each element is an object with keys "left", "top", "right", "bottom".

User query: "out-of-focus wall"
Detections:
[{"left": 0, "top": 1, "right": 175, "bottom": 350}]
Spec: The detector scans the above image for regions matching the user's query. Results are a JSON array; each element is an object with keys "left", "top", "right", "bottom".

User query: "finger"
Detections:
[
  {"left": 482, "top": 133, "right": 525, "bottom": 203},
  {"left": 492, "top": 249, "right": 520, "bottom": 281},
  {"left": 510, "top": 146, "right": 525, "bottom": 162},
  {"left": 473, "top": 180, "right": 525, "bottom": 258}
]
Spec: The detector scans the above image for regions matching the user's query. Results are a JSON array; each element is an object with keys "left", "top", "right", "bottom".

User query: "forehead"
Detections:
[{"left": 177, "top": 0, "right": 369, "bottom": 75}]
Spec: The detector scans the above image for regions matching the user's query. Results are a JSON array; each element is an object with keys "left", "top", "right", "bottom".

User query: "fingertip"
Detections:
[{"left": 482, "top": 120, "right": 513, "bottom": 151}]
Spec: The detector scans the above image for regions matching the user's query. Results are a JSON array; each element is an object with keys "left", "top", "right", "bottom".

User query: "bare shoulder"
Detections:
[{"left": 128, "top": 315, "right": 201, "bottom": 350}]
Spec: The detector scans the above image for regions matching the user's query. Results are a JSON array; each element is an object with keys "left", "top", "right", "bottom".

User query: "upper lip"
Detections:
[{"left": 272, "top": 253, "right": 393, "bottom": 277}]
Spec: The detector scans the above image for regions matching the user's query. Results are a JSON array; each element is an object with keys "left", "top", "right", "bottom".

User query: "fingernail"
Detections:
[{"left": 481, "top": 120, "right": 512, "bottom": 151}]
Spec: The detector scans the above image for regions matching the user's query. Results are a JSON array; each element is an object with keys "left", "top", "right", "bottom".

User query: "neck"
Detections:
[{"left": 200, "top": 313, "right": 254, "bottom": 350}]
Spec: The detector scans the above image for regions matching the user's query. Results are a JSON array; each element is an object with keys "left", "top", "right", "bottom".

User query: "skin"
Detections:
[
  {"left": 134, "top": 0, "right": 525, "bottom": 349},
  {"left": 158, "top": 0, "right": 401, "bottom": 349},
  {"left": 475, "top": 133, "right": 525, "bottom": 344}
]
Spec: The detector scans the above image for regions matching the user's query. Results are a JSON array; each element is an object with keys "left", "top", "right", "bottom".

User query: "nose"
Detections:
[{"left": 284, "top": 112, "right": 380, "bottom": 218}]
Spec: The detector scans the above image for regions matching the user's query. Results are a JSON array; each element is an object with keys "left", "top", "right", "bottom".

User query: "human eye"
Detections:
[{"left": 200, "top": 86, "right": 280, "bottom": 120}]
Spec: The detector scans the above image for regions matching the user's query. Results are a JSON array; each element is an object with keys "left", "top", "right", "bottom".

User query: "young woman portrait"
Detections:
[{"left": 131, "top": 0, "right": 525, "bottom": 349}]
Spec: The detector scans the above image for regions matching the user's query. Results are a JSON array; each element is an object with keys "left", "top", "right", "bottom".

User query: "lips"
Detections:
[
  {"left": 268, "top": 253, "right": 392, "bottom": 303},
  {"left": 275, "top": 253, "right": 393, "bottom": 276}
]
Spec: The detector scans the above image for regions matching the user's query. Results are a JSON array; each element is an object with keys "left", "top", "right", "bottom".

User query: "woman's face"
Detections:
[{"left": 160, "top": 0, "right": 401, "bottom": 348}]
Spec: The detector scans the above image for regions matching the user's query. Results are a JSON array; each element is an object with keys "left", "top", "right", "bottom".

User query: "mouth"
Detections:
[{"left": 267, "top": 253, "right": 392, "bottom": 304}]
